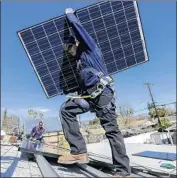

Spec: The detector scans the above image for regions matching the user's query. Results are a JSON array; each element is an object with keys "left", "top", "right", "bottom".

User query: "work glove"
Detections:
[{"left": 65, "top": 8, "right": 75, "bottom": 14}]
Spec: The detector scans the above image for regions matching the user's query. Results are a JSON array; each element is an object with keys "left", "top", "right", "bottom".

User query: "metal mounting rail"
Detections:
[
  {"left": 76, "top": 163, "right": 112, "bottom": 177},
  {"left": 34, "top": 154, "right": 61, "bottom": 177}
]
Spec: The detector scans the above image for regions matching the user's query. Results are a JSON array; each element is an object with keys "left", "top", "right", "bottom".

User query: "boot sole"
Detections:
[
  {"left": 113, "top": 175, "right": 131, "bottom": 178},
  {"left": 57, "top": 159, "right": 89, "bottom": 165}
]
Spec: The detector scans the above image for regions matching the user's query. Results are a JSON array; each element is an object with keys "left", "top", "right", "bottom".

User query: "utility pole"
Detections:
[{"left": 144, "top": 83, "right": 162, "bottom": 127}]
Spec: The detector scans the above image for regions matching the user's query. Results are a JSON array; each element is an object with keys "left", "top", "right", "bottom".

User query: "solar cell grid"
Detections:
[{"left": 18, "top": 1, "right": 148, "bottom": 98}]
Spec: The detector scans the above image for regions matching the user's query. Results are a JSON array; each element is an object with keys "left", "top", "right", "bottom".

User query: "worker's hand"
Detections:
[{"left": 65, "top": 8, "right": 75, "bottom": 14}]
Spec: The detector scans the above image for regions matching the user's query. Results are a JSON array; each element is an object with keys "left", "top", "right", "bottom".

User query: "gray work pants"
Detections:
[{"left": 60, "top": 88, "right": 131, "bottom": 174}]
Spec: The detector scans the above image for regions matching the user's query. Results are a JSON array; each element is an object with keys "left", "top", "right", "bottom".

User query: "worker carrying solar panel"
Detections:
[{"left": 58, "top": 8, "right": 131, "bottom": 177}]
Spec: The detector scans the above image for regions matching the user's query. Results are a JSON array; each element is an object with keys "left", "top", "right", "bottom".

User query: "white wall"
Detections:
[{"left": 124, "top": 131, "right": 157, "bottom": 144}]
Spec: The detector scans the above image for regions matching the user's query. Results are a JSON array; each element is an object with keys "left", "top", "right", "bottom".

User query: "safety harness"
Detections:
[
  {"left": 67, "top": 69, "right": 114, "bottom": 99},
  {"left": 87, "top": 71, "right": 114, "bottom": 98}
]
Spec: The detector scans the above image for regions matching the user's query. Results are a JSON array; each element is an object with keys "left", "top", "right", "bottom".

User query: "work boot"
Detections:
[
  {"left": 112, "top": 174, "right": 131, "bottom": 178},
  {"left": 57, "top": 153, "right": 89, "bottom": 164}
]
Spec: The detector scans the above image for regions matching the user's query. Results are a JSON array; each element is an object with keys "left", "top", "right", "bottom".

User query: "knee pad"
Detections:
[{"left": 73, "top": 98, "right": 90, "bottom": 111}]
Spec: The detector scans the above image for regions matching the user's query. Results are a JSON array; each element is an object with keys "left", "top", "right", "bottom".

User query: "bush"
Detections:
[
  {"left": 160, "top": 118, "right": 172, "bottom": 128},
  {"left": 88, "top": 117, "right": 100, "bottom": 125},
  {"left": 149, "top": 107, "right": 168, "bottom": 118}
]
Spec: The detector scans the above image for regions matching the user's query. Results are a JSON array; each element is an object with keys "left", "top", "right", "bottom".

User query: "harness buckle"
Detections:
[
  {"left": 87, "top": 73, "right": 114, "bottom": 99},
  {"left": 90, "top": 83, "right": 105, "bottom": 99}
]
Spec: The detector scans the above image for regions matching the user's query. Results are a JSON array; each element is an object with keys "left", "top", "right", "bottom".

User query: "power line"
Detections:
[
  {"left": 134, "top": 107, "right": 149, "bottom": 113},
  {"left": 133, "top": 101, "right": 176, "bottom": 113},
  {"left": 131, "top": 87, "right": 175, "bottom": 111},
  {"left": 156, "top": 102, "right": 176, "bottom": 107}
]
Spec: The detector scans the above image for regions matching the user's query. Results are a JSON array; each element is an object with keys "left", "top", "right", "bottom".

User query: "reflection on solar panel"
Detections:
[{"left": 18, "top": 1, "right": 149, "bottom": 98}]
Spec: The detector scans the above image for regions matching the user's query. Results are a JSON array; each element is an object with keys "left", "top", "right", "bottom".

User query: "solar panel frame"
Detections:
[{"left": 18, "top": 1, "right": 149, "bottom": 99}]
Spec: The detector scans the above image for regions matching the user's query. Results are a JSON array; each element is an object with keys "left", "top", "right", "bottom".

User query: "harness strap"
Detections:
[
  {"left": 74, "top": 65, "right": 114, "bottom": 99},
  {"left": 86, "top": 69, "right": 114, "bottom": 98},
  {"left": 66, "top": 95, "right": 92, "bottom": 99}
]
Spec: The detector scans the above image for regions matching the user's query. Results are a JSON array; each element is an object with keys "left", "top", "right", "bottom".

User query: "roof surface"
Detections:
[
  {"left": 1, "top": 143, "right": 42, "bottom": 177},
  {"left": 87, "top": 141, "right": 176, "bottom": 176},
  {"left": 1, "top": 141, "right": 176, "bottom": 177}
]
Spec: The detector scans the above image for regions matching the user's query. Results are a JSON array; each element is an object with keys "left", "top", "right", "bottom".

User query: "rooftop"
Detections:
[
  {"left": 1, "top": 143, "right": 42, "bottom": 177},
  {"left": 1, "top": 140, "right": 176, "bottom": 177},
  {"left": 87, "top": 141, "right": 176, "bottom": 176}
]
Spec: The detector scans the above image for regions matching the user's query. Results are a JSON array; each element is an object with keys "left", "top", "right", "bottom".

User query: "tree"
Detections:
[
  {"left": 148, "top": 107, "right": 168, "bottom": 118},
  {"left": 117, "top": 105, "right": 134, "bottom": 118},
  {"left": 160, "top": 118, "right": 172, "bottom": 128},
  {"left": 28, "top": 109, "right": 44, "bottom": 119},
  {"left": 89, "top": 117, "right": 100, "bottom": 125},
  {"left": 3, "top": 109, "right": 8, "bottom": 121},
  {"left": 147, "top": 102, "right": 169, "bottom": 118},
  {"left": 147, "top": 102, "right": 154, "bottom": 111},
  {"left": 174, "top": 103, "right": 176, "bottom": 114},
  {"left": 116, "top": 105, "right": 134, "bottom": 129},
  {"left": 2, "top": 109, "right": 8, "bottom": 131},
  {"left": 22, "top": 123, "right": 25, "bottom": 134}
]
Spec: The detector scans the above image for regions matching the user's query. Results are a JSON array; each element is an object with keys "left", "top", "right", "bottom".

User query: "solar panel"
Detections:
[
  {"left": 18, "top": 1, "right": 149, "bottom": 98},
  {"left": 133, "top": 151, "right": 177, "bottom": 161}
]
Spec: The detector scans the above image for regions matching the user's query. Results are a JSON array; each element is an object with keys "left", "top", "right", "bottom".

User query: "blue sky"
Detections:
[{"left": 1, "top": 1, "right": 176, "bottom": 130}]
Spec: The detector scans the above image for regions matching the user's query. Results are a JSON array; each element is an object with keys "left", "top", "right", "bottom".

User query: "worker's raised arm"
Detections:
[{"left": 65, "top": 8, "right": 96, "bottom": 51}]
